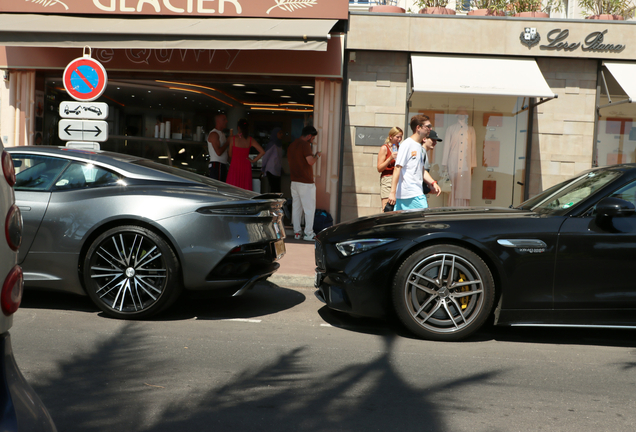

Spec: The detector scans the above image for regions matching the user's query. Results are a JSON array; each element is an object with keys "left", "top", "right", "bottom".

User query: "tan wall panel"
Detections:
[
  {"left": 349, "top": 14, "right": 636, "bottom": 61},
  {"left": 343, "top": 50, "right": 408, "bottom": 220}
]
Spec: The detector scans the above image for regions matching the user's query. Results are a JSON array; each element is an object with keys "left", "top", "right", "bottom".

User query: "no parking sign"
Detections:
[{"left": 63, "top": 49, "right": 108, "bottom": 102}]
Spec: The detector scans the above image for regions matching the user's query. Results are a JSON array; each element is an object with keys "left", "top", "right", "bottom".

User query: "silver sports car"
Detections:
[{"left": 6, "top": 146, "right": 286, "bottom": 319}]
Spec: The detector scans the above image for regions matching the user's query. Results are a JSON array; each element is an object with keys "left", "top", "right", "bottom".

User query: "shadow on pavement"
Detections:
[
  {"left": 20, "top": 282, "right": 306, "bottom": 322},
  {"left": 20, "top": 289, "right": 100, "bottom": 314},
  {"left": 317, "top": 306, "right": 419, "bottom": 340},
  {"left": 318, "top": 305, "right": 636, "bottom": 348},
  {"left": 162, "top": 282, "right": 306, "bottom": 321},
  {"left": 30, "top": 321, "right": 495, "bottom": 432},
  {"left": 482, "top": 324, "right": 636, "bottom": 348}
]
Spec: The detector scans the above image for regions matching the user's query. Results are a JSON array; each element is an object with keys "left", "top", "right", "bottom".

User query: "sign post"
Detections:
[{"left": 59, "top": 47, "right": 109, "bottom": 148}]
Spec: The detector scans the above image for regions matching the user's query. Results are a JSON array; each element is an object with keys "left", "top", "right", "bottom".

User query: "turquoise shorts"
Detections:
[{"left": 395, "top": 195, "right": 428, "bottom": 210}]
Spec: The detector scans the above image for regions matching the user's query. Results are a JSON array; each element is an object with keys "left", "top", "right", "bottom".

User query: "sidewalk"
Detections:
[{"left": 268, "top": 228, "right": 316, "bottom": 288}]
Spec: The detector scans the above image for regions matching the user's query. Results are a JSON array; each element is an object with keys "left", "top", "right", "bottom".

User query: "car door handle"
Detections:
[{"left": 18, "top": 206, "right": 31, "bottom": 211}]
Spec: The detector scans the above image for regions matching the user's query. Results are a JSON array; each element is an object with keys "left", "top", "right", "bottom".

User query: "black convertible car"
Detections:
[{"left": 315, "top": 164, "right": 636, "bottom": 341}]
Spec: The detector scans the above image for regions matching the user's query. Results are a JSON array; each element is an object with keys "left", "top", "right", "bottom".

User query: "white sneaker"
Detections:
[
  {"left": 294, "top": 232, "right": 301, "bottom": 240},
  {"left": 303, "top": 234, "right": 315, "bottom": 242}
]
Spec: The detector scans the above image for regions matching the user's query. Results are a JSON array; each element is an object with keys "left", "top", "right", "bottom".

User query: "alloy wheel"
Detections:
[
  {"left": 84, "top": 226, "right": 179, "bottom": 318},
  {"left": 393, "top": 245, "right": 494, "bottom": 340}
]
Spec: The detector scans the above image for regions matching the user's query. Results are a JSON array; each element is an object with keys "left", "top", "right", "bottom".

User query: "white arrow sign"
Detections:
[
  {"left": 59, "top": 101, "right": 109, "bottom": 120},
  {"left": 59, "top": 120, "right": 108, "bottom": 142}
]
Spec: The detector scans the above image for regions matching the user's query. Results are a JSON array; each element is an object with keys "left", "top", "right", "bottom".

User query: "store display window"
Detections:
[
  {"left": 42, "top": 76, "right": 315, "bottom": 183},
  {"left": 596, "top": 104, "right": 636, "bottom": 168},
  {"left": 409, "top": 95, "right": 529, "bottom": 209}
]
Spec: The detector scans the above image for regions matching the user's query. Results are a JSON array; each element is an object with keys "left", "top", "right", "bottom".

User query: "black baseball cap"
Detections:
[{"left": 429, "top": 130, "right": 442, "bottom": 142}]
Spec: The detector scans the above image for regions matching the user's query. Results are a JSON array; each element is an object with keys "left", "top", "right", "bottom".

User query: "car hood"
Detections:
[{"left": 322, "top": 206, "right": 539, "bottom": 239}]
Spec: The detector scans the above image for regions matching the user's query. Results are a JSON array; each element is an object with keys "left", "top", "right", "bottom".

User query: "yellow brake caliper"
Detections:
[{"left": 458, "top": 272, "right": 470, "bottom": 310}]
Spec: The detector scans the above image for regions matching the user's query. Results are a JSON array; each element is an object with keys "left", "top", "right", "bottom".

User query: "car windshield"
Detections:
[
  {"left": 517, "top": 170, "right": 622, "bottom": 216},
  {"left": 131, "top": 159, "right": 222, "bottom": 188}
]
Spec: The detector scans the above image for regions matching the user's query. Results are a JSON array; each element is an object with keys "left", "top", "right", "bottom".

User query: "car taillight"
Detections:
[
  {"left": 2, "top": 150, "right": 16, "bottom": 187},
  {"left": 2, "top": 265, "right": 23, "bottom": 316},
  {"left": 5, "top": 204, "right": 22, "bottom": 251}
]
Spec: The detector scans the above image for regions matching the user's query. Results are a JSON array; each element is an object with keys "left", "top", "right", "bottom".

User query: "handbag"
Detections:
[
  {"left": 383, "top": 202, "right": 394, "bottom": 212},
  {"left": 440, "top": 173, "right": 452, "bottom": 193}
]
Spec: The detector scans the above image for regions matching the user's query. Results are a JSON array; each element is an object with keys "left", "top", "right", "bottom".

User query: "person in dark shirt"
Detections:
[{"left": 287, "top": 125, "right": 320, "bottom": 241}]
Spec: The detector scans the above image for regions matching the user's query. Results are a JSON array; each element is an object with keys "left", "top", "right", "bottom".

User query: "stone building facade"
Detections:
[{"left": 340, "top": 12, "right": 636, "bottom": 221}]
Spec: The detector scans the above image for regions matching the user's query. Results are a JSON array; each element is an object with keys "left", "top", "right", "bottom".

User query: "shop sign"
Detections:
[
  {"left": 1, "top": 41, "right": 344, "bottom": 79},
  {"left": 0, "top": 0, "right": 348, "bottom": 20},
  {"left": 354, "top": 127, "right": 389, "bottom": 147},
  {"left": 520, "top": 28, "right": 625, "bottom": 53}
]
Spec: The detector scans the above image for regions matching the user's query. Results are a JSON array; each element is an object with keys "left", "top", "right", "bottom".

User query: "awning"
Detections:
[
  {"left": 601, "top": 62, "right": 636, "bottom": 107},
  {"left": 0, "top": 14, "right": 336, "bottom": 51},
  {"left": 410, "top": 54, "right": 557, "bottom": 99}
]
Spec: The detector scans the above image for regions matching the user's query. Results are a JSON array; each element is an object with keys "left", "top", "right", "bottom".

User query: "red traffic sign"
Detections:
[{"left": 63, "top": 56, "right": 108, "bottom": 102}]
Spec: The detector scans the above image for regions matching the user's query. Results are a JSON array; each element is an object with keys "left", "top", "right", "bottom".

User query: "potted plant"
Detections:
[
  {"left": 415, "top": 0, "right": 457, "bottom": 15},
  {"left": 369, "top": 0, "right": 406, "bottom": 13},
  {"left": 578, "top": 0, "right": 635, "bottom": 19},
  {"left": 467, "top": 0, "right": 508, "bottom": 15},
  {"left": 509, "top": 0, "right": 562, "bottom": 17}
]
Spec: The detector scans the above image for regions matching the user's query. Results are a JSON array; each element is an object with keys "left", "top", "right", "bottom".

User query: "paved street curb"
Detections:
[{"left": 268, "top": 273, "right": 315, "bottom": 288}]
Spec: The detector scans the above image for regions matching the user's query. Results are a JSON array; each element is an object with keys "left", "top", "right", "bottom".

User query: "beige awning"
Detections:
[
  {"left": 0, "top": 14, "right": 336, "bottom": 51},
  {"left": 602, "top": 62, "right": 636, "bottom": 104},
  {"left": 411, "top": 54, "right": 557, "bottom": 99}
]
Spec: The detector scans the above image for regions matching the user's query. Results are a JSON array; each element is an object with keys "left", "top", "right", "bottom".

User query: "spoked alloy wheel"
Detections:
[
  {"left": 393, "top": 245, "right": 494, "bottom": 341},
  {"left": 83, "top": 225, "right": 181, "bottom": 319}
]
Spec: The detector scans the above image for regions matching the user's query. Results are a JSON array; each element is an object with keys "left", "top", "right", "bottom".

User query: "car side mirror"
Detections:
[{"left": 595, "top": 197, "right": 636, "bottom": 219}]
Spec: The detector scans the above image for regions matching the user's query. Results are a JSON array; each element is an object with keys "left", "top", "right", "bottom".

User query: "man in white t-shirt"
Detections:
[
  {"left": 207, "top": 112, "right": 229, "bottom": 182},
  {"left": 388, "top": 114, "right": 441, "bottom": 210}
]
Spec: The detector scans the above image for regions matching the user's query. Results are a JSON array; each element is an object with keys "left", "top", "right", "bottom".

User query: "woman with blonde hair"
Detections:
[{"left": 376, "top": 126, "right": 403, "bottom": 211}]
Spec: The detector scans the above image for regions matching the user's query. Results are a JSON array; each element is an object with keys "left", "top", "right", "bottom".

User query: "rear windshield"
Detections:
[{"left": 131, "top": 159, "right": 222, "bottom": 188}]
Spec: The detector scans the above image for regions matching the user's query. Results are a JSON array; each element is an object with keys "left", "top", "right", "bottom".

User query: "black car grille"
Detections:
[{"left": 315, "top": 240, "right": 325, "bottom": 271}]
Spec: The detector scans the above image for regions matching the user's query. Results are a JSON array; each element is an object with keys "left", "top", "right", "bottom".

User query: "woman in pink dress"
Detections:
[{"left": 226, "top": 119, "right": 265, "bottom": 190}]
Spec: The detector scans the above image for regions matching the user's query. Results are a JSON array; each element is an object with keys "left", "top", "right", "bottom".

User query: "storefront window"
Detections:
[
  {"left": 42, "top": 75, "right": 316, "bottom": 195},
  {"left": 596, "top": 97, "right": 636, "bottom": 168},
  {"left": 409, "top": 95, "right": 529, "bottom": 208}
]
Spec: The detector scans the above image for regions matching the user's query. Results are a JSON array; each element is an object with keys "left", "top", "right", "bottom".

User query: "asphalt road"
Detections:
[{"left": 10, "top": 282, "right": 636, "bottom": 432}]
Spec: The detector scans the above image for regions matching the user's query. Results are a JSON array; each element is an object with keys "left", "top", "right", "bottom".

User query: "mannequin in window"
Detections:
[{"left": 442, "top": 108, "right": 476, "bottom": 207}]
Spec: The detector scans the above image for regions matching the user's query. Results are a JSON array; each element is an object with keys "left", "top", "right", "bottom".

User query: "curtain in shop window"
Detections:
[
  {"left": 314, "top": 78, "right": 342, "bottom": 222},
  {"left": 0, "top": 70, "right": 35, "bottom": 146}
]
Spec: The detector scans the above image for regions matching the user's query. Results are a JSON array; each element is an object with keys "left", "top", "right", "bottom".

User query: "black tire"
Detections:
[
  {"left": 392, "top": 245, "right": 495, "bottom": 341},
  {"left": 82, "top": 225, "right": 182, "bottom": 319}
]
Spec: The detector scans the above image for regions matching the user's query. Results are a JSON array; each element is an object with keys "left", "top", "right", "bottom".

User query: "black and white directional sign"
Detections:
[
  {"left": 59, "top": 119, "right": 108, "bottom": 142},
  {"left": 59, "top": 101, "right": 109, "bottom": 120}
]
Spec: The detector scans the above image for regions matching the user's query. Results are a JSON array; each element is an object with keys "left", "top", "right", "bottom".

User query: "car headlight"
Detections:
[{"left": 335, "top": 238, "right": 397, "bottom": 257}]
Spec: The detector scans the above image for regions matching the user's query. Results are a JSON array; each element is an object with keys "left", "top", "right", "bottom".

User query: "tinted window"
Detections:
[
  {"left": 132, "top": 159, "right": 222, "bottom": 188},
  {"left": 609, "top": 181, "right": 636, "bottom": 206},
  {"left": 529, "top": 170, "right": 621, "bottom": 216},
  {"left": 14, "top": 155, "right": 69, "bottom": 191},
  {"left": 53, "top": 162, "right": 120, "bottom": 191}
]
